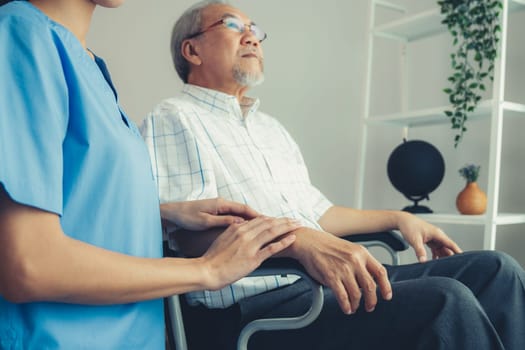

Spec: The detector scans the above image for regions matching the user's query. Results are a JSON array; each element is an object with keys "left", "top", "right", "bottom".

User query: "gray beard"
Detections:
[{"left": 232, "top": 65, "right": 265, "bottom": 87}]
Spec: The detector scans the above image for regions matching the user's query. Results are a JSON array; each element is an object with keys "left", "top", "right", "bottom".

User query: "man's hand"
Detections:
[
  {"left": 319, "top": 206, "right": 463, "bottom": 264},
  {"left": 396, "top": 212, "right": 462, "bottom": 262},
  {"left": 285, "top": 228, "right": 392, "bottom": 315},
  {"left": 160, "top": 198, "right": 259, "bottom": 231},
  {"left": 200, "top": 216, "right": 300, "bottom": 290}
]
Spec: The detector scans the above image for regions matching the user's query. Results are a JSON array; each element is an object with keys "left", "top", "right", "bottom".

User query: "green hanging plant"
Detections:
[{"left": 438, "top": 0, "right": 503, "bottom": 147}]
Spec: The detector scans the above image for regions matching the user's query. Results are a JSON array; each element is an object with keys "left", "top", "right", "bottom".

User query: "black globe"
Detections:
[{"left": 387, "top": 139, "right": 445, "bottom": 213}]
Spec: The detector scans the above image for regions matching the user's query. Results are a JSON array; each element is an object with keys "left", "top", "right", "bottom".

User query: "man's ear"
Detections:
[{"left": 181, "top": 40, "right": 202, "bottom": 66}]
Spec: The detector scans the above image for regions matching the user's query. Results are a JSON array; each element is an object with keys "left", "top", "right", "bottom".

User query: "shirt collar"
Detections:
[{"left": 182, "top": 84, "right": 260, "bottom": 120}]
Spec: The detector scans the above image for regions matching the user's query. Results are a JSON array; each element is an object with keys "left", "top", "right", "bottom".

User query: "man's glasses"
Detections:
[{"left": 187, "top": 16, "right": 267, "bottom": 42}]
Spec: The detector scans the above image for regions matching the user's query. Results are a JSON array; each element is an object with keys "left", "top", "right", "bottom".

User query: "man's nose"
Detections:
[{"left": 241, "top": 30, "right": 260, "bottom": 47}]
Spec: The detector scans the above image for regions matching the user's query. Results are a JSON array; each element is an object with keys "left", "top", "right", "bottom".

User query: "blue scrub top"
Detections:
[{"left": 0, "top": 2, "right": 164, "bottom": 349}]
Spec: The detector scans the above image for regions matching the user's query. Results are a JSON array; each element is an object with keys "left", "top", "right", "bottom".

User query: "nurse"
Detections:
[{"left": 0, "top": 0, "right": 298, "bottom": 348}]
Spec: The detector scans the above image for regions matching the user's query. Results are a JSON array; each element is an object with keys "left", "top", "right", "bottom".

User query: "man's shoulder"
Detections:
[
  {"left": 140, "top": 95, "right": 196, "bottom": 136},
  {"left": 149, "top": 94, "right": 195, "bottom": 118},
  {"left": 253, "top": 110, "right": 287, "bottom": 130}
]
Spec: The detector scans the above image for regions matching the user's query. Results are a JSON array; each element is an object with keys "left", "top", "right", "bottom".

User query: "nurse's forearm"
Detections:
[{"left": 0, "top": 193, "right": 212, "bottom": 304}]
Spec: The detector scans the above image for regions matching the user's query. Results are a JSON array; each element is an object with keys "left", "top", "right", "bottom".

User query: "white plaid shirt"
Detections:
[{"left": 141, "top": 84, "right": 333, "bottom": 308}]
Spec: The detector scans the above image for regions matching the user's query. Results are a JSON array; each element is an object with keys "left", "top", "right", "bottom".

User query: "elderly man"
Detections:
[{"left": 141, "top": 1, "right": 525, "bottom": 349}]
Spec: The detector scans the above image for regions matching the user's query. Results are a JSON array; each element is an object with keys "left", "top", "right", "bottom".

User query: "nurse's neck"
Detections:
[{"left": 29, "top": 0, "right": 96, "bottom": 57}]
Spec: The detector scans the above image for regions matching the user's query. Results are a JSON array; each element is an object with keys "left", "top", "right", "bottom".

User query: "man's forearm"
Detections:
[
  {"left": 274, "top": 226, "right": 326, "bottom": 260},
  {"left": 318, "top": 206, "right": 407, "bottom": 237}
]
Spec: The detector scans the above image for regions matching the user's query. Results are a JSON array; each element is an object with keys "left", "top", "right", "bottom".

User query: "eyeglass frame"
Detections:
[{"left": 186, "top": 15, "right": 267, "bottom": 42}]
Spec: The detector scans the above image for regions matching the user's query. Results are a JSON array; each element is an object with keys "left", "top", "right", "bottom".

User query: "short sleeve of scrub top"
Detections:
[
  {"left": 0, "top": 2, "right": 164, "bottom": 349},
  {"left": 0, "top": 3, "right": 68, "bottom": 213}
]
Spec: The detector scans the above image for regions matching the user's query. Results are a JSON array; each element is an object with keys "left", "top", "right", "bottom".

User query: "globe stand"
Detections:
[{"left": 402, "top": 194, "right": 433, "bottom": 214}]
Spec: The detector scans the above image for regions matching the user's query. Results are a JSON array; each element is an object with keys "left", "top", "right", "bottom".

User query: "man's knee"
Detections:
[
  {"left": 488, "top": 250, "right": 522, "bottom": 273},
  {"left": 475, "top": 249, "right": 518, "bottom": 266},
  {"left": 395, "top": 277, "right": 481, "bottom": 320},
  {"left": 415, "top": 277, "right": 501, "bottom": 349},
  {"left": 424, "top": 277, "right": 478, "bottom": 308},
  {"left": 467, "top": 250, "right": 523, "bottom": 283}
]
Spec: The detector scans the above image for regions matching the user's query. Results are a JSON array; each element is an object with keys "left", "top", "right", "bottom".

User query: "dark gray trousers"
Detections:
[{"left": 181, "top": 251, "right": 525, "bottom": 350}]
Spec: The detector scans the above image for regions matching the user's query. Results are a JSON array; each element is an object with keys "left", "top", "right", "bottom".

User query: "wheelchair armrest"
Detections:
[
  {"left": 344, "top": 230, "right": 409, "bottom": 251},
  {"left": 249, "top": 257, "right": 309, "bottom": 277},
  {"left": 163, "top": 240, "right": 323, "bottom": 350},
  {"left": 238, "top": 258, "right": 324, "bottom": 350}
]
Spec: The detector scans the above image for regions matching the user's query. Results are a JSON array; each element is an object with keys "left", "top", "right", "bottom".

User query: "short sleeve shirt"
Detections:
[{"left": 0, "top": 2, "right": 163, "bottom": 348}]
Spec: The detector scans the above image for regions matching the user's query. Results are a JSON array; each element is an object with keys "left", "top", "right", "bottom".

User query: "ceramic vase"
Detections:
[{"left": 456, "top": 181, "right": 487, "bottom": 215}]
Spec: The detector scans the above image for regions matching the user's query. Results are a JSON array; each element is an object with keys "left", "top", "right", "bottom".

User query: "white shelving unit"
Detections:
[{"left": 355, "top": 0, "right": 525, "bottom": 250}]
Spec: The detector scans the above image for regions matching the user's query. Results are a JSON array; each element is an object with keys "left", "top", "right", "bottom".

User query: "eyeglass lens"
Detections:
[{"left": 224, "top": 17, "right": 266, "bottom": 42}]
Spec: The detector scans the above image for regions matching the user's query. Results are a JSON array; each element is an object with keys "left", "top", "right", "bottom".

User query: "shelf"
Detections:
[
  {"left": 511, "top": 0, "right": 525, "bottom": 8},
  {"left": 359, "top": 1, "right": 525, "bottom": 251},
  {"left": 375, "top": 8, "right": 444, "bottom": 42},
  {"left": 417, "top": 213, "right": 525, "bottom": 226},
  {"left": 366, "top": 100, "right": 525, "bottom": 127},
  {"left": 374, "top": 0, "right": 525, "bottom": 42}
]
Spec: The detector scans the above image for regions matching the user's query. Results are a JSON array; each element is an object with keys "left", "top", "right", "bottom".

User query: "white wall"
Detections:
[{"left": 88, "top": 0, "right": 525, "bottom": 266}]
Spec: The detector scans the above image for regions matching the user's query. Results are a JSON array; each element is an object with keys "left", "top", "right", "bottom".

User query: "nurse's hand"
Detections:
[
  {"left": 199, "top": 216, "right": 300, "bottom": 290},
  {"left": 160, "top": 198, "right": 259, "bottom": 231}
]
